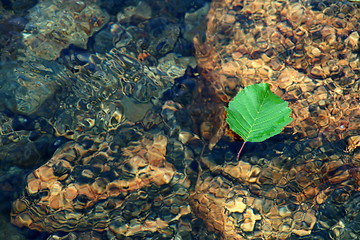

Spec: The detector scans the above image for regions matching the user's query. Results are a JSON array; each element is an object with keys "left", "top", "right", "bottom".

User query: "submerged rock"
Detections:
[
  {"left": 0, "top": 60, "right": 73, "bottom": 115},
  {"left": 195, "top": 0, "right": 360, "bottom": 146},
  {"left": 22, "top": 0, "right": 109, "bottom": 60},
  {"left": 11, "top": 132, "right": 193, "bottom": 238}
]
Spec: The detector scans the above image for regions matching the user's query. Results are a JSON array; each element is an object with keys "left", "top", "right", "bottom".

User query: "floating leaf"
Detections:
[{"left": 225, "top": 83, "right": 292, "bottom": 159}]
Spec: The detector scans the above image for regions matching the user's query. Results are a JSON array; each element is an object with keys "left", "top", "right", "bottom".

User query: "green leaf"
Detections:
[{"left": 225, "top": 83, "right": 292, "bottom": 157}]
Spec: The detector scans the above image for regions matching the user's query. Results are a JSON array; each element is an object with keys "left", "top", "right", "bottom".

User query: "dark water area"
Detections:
[{"left": 1, "top": 0, "right": 360, "bottom": 239}]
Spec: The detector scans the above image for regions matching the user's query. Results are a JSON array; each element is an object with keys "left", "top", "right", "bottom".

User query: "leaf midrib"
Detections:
[{"left": 244, "top": 89, "right": 269, "bottom": 142}]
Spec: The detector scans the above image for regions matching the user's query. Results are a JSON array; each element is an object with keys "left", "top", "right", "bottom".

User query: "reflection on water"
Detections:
[{"left": 1, "top": 0, "right": 360, "bottom": 239}]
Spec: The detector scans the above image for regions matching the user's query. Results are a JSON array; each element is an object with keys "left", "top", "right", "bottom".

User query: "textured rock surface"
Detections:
[
  {"left": 11, "top": 132, "right": 193, "bottom": 238},
  {"left": 0, "top": 60, "right": 74, "bottom": 115},
  {"left": 22, "top": 0, "right": 109, "bottom": 60},
  {"left": 190, "top": 136, "right": 360, "bottom": 239},
  {"left": 195, "top": 0, "right": 360, "bottom": 145}
]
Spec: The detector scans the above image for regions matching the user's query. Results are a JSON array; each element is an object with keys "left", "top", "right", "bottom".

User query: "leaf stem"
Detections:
[{"left": 236, "top": 141, "right": 246, "bottom": 160}]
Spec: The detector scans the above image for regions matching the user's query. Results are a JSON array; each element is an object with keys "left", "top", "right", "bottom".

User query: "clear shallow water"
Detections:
[{"left": 1, "top": 0, "right": 360, "bottom": 239}]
